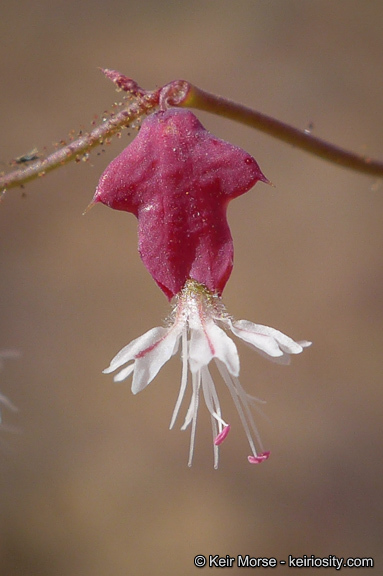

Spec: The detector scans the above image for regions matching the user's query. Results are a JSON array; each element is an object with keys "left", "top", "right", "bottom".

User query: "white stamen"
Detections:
[
  {"left": 187, "top": 371, "right": 200, "bottom": 467},
  {"left": 169, "top": 327, "right": 188, "bottom": 429}
]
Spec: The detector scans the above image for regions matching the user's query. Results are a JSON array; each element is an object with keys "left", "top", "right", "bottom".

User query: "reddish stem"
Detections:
[
  {"left": 1, "top": 73, "right": 382, "bottom": 197},
  {"left": 183, "top": 84, "right": 383, "bottom": 178}
]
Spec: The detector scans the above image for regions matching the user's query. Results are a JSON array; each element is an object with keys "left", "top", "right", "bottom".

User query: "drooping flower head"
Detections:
[
  {"left": 94, "top": 106, "right": 310, "bottom": 466},
  {"left": 103, "top": 279, "right": 310, "bottom": 468},
  {"left": 93, "top": 108, "right": 268, "bottom": 299}
]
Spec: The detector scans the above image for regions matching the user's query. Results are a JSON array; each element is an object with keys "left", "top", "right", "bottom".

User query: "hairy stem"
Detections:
[
  {"left": 0, "top": 97, "right": 158, "bottom": 193},
  {"left": 1, "top": 75, "right": 382, "bottom": 196}
]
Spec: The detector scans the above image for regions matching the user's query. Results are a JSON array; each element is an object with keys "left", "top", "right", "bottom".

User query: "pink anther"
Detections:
[
  {"left": 247, "top": 451, "right": 270, "bottom": 464},
  {"left": 214, "top": 424, "right": 231, "bottom": 446}
]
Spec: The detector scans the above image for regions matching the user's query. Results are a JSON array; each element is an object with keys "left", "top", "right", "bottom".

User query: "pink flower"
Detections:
[
  {"left": 103, "top": 280, "right": 311, "bottom": 467},
  {"left": 93, "top": 108, "right": 268, "bottom": 298},
  {"left": 95, "top": 107, "right": 310, "bottom": 466}
]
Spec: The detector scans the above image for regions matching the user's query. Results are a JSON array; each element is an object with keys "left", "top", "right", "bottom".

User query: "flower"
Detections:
[
  {"left": 103, "top": 280, "right": 311, "bottom": 468},
  {"left": 93, "top": 108, "right": 268, "bottom": 299},
  {"left": 95, "top": 107, "right": 311, "bottom": 466}
]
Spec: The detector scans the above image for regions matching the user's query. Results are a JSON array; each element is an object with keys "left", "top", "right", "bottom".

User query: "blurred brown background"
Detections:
[{"left": 0, "top": 1, "right": 382, "bottom": 574}]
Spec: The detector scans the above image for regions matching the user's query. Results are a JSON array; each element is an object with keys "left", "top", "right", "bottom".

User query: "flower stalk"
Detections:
[{"left": 183, "top": 84, "right": 383, "bottom": 177}]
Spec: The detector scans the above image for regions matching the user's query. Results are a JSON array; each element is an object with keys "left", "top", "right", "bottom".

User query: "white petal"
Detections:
[
  {"left": 298, "top": 340, "right": 312, "bottom": 349},
  {"left": 113, "top": 363, "right": 135, "bottom": 383},
  {"left": 131, "top": 324, "right": 182, "bottom": 394},
  {"left": 189, "top": 320, "right": 239, "bottom": 376},
  {"left": 229, "top": 319, "right": 310, "bottom": 360},
  {"left": 103, "top": 326, "right": 169, "bottom": 373},
  {"left": 103, "top": 322, "right": 183, "bottom": 393}
]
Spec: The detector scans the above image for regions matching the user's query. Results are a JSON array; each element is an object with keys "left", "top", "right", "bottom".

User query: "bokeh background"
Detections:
[{"left": 0, "top": 1, "right": 382, "bottom": 574}]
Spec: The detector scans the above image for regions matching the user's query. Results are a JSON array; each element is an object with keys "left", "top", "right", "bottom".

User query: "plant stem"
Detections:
[
  {"left": 183, "top": 84, "right": 383, "bottom": 178},
  {"left": 0, "top": 99, "right": 157, "bottom": 194},
  {"left": 1, "top": 77, "right": 382, "bottom": 196}
]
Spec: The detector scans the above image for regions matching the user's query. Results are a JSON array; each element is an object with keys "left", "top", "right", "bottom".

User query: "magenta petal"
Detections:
[{"left": 94, "top": 109, "right": 267, "bottom": 299}]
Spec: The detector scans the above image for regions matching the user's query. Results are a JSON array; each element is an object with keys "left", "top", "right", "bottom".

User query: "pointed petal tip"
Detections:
[
  {"left": 102, "top": 366, "right": 113, "bottom": 374},
  {"left": 263, "top": 176, "right": 274, "bottom": 187},
  {"left": 82, "top": 197, "right": 98, "bottom": 215}
]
